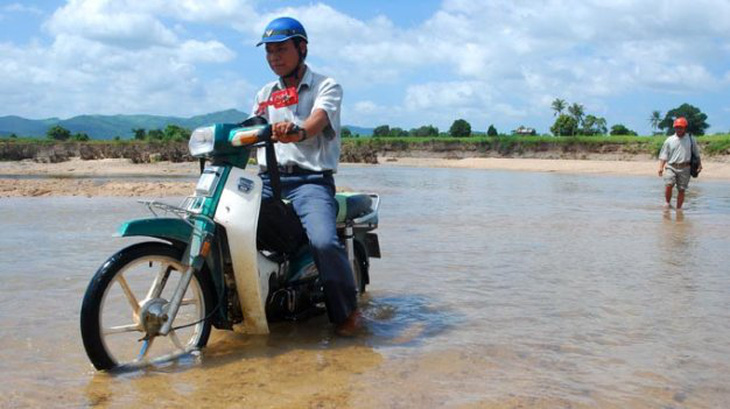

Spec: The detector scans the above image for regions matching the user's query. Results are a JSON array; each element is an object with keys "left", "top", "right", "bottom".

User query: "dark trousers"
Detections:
[{"left": 260, "top": 172, "right": 357, "bottom": 324}]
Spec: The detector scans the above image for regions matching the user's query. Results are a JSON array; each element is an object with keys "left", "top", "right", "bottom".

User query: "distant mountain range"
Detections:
[
  {"left": 0, "top": 109, "right": 250, "bottom": 140},
  {"left": 0, "top": 109, "right": 374, "bottom": 139}
]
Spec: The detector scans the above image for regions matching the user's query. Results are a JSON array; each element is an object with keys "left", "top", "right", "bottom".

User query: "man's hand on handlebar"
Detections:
[{"left": 272, "top": 121, "right": 305, "bottom": 143}]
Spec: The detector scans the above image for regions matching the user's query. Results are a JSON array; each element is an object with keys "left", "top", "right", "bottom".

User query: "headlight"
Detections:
[{"left": 189, "top": 126, "right": 215, "bottom": 157}]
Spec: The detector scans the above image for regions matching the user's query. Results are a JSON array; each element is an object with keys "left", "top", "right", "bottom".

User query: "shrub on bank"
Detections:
[
  {"left": 340, "top": 134, "right": 730, "bottom": 157},
  {"left": 2, "top": 134, "right": 729, "bottom": 162}
]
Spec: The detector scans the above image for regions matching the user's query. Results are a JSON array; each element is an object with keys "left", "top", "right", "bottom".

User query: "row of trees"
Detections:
[
  {"left": 649, "top": 103, "right": 710, "bottom": 136},
  {"left": 44, "top": 125, "right": 192, "bottom": 142},
  {"left": 368, "top": 101, "right": 709, "bottom": 139},
  {"left": 551, "top": 99, "right": 711, "bottom": 137},
  {"left": 371, "top": 124, "right": 440, "bottom": 137},
  {"left": 368, "top": 120, "right": 477, "bottom": 138},
  {"left": 46, "top": 125, "right": 90, "bottom": 141},
  {"left": 132, "top": 125, "right": 191, "bottom": 142},
  {"left": 550, "top": 99, "right": 623, "bottom": 136}
]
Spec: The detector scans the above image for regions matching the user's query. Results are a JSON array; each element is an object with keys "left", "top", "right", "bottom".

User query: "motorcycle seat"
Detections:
[{"left": 335, "top": 192, "right": 373, "bottom": 223}]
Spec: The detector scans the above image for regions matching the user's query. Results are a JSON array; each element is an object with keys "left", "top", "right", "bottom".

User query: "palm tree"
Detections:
[
  {"left": 649, "top": 110, "right": 662, "bottom": 134},
  {"left": 595, "top": 116, "right": 607, "bottom": 135},
  {"left": 568, "top": 103, "right": 585, "bottom": 134},
  {"left": 551, "top": 98, "right": 566, "bottom": 116},
  {"left": 583, "top": 115, "right": 608, "bottom": 135}
]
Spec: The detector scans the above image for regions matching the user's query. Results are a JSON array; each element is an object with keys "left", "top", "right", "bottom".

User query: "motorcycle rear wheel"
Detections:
[
  {"left": 80, "top": 242, "right": 214, "bottom": 370},
  {"left": 354, "top": 249, "right": 367, "bottom": 295}
]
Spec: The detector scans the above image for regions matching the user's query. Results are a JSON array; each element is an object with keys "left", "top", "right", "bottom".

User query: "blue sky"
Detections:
[{"left": 1, "top": 0, "right": 729, "bottom": 135}]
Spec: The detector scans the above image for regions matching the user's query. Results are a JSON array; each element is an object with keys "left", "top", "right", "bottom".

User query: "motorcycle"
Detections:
[{"left": 80, "top": 117, "right": 381, "bottom": 371}]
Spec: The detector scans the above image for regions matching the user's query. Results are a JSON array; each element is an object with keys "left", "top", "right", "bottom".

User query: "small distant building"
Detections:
[{"left": 511, "top": 126, "right": 537, "bottom": 136}]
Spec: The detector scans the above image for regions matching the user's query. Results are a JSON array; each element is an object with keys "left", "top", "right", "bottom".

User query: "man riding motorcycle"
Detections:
[{"left": 251, "top": 17, "right": 361, "bottom": 335}]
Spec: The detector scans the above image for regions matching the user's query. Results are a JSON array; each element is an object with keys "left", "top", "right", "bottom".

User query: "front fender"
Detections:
[{"left": 115, "top": 217, "right": 192, "bottom": 245}]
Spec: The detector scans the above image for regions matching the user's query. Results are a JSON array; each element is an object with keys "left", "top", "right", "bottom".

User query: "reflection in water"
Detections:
[
  {"left": 660, "top": 208, "right": 694, "bottom": 270},
  {"left": 78, "top": 292, "right": 455, "bottom": 408},
  {"left": 2, "top": 168, "right": 730, "bottom": 408},
  {"left": 83, "top": 323, "right": 385, "bottom": 408}
]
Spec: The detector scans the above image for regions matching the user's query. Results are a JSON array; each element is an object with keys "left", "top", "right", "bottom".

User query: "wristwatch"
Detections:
[{"left": 297, "top": 128, "right": 307, "bottom": 142}]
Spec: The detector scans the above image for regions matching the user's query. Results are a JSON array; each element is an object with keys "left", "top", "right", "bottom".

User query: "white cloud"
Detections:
[
  {"left": 0, "top": 36, "right": 252, "bottom": 118},
  {"left": 179, "top": 40, "right": 236, "bottom": 63},
  {"left": 45, "top": 0, "right": 259, "bottom": 49},
  {"left": 0, "top": 0, "right": 252, "bottom": 118},
  {"left": 2, "top": 0, "right": 730, "bottom": 133},
  {"left": 405, "top": 81, "right": 490, "bottom": 111},
  {"left": 257, "top": 0, "right": 727, "bottom": 122},
  {"left": 2, "top": 3, "right": 43, "bottom": 15},
  {"left": 46, "top": 1, "right": 178, "bottom": 48},
  {"left": 353, "top": 101, "right": 382, "bottom": 115},
  {"left": 254, "top": 4, "right": 423, "bottom": 71},
  {"left": 342, "top": 100, "right": 395, "bottom": 126},
  {"left": 397, "top": 80, "right": 532, "bottom": 129},
  {"left": 156, "top": 0, "right": 255, "bottom": 23},
  {"left": 494, "top": 103, "right": 527, "bottom": 119},
  {"left": 638, "top": 63, "right": 717, "bottom": 92}
]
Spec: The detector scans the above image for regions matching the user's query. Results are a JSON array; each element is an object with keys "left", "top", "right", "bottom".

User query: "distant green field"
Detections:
[
  {"left": 3, "top": 134, "right": 730, "bottom": 159},
  {"left": 343, "top": 134, "right": 730, "bottom": 156}
]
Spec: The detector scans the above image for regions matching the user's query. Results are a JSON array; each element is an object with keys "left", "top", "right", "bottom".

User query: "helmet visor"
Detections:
[{"left": 256, "top": 29, "right": 307, "bottom": 46}]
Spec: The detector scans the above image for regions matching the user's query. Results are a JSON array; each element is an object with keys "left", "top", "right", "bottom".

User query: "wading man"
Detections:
[
  {"left": 657, "top": 117, "right": 702, "bottom": 210},
  {"left": 250, "top": 17, "right": 360, "bottom": 335}
]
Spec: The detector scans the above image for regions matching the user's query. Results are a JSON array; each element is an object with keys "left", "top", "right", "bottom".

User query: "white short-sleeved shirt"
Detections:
[
  {"left": 251, "top": 66, "right": 343, "bottom": 172},
  {"left": 659, "top": 134, "right": 700, "bottom": 165}
]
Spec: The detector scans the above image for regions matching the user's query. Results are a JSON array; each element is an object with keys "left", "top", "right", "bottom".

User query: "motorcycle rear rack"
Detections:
[{"left": 138, "top": 198, "right": 214, "bottom": 229}]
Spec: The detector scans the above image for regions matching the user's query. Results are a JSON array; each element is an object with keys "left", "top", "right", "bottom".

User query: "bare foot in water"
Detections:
[{"left": 335, "top": 309, "right": 363, "bottom": 337}]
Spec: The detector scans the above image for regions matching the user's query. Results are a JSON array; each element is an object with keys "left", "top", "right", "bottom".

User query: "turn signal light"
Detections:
[{"left": 200, "top": 241, "right": 212, "bottom": 257}]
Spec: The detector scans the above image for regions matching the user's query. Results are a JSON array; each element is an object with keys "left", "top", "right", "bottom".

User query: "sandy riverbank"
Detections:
[
  {"left": 0, "top": 158, "right": 198, "bottom": 197},
  {"left": 1, "top": 156, "right": 729, "bottom": 197},
  {"left": 380, "top": 156, "right": 730, "bottom": 178}
]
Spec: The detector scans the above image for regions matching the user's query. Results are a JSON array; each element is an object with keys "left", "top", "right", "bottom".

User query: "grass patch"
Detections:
[
  {"left": 5, "top": 133, "right": 730, "bottom": 157},
  {"left": 343, "top": 134, "right": 730, "bottom": 157},
  {"left": 702, "top": 134, "right": 730, "bottom": 155}
]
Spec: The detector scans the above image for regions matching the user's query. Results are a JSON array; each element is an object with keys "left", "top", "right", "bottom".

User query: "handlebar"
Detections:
[
  {"left": 227, "top": 118, "right": 302, "bottom": 202},
  {"left": 230, "top": 123, "right": 302, "bottom": 148}
]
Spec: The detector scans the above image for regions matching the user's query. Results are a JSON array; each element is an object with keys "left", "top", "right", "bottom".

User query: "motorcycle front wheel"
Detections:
[{"left": 80, "top": 242, "right": 214, "bottom": 371}]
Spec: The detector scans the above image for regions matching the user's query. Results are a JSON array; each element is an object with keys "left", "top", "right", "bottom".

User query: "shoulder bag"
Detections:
[{"left": 689, "top": 135, "right": 701, "bottom": 178}]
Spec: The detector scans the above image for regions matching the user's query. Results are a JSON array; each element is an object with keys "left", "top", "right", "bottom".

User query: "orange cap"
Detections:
[{"left": 673, "top": 117, "right": 688, "bottom": 128}]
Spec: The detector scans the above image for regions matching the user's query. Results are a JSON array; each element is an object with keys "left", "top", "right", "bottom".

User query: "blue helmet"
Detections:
[{"left": 257, "top": 17, "right": 308, "bottom": 47}]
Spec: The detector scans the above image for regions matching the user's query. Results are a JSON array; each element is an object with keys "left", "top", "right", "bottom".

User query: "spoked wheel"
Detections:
[{"left": 80, "top": 242, "right": 214, "bottom": 371}]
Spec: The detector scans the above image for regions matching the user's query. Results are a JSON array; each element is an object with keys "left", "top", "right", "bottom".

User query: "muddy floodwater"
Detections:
[{"left": 2, "top": 165, "right": 730, "bottom": 408}]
